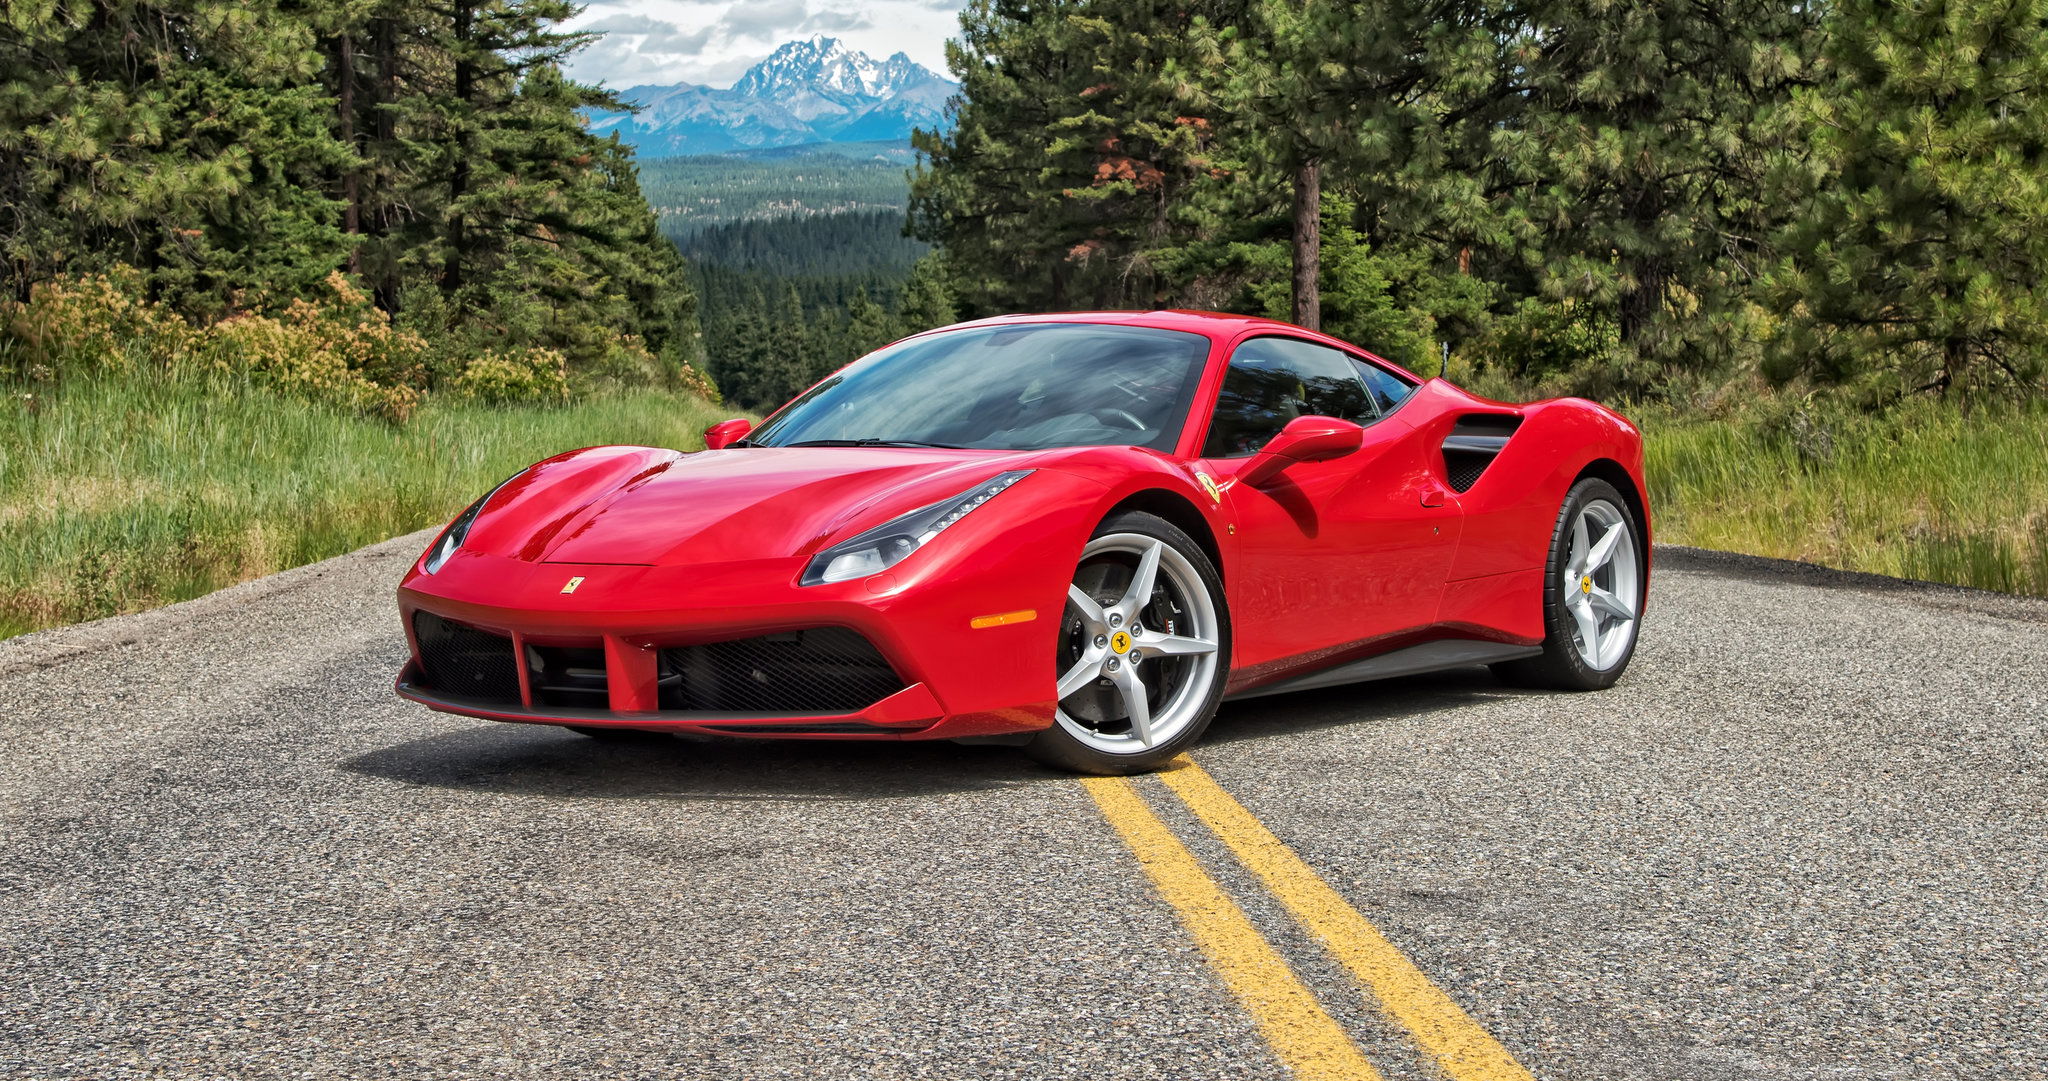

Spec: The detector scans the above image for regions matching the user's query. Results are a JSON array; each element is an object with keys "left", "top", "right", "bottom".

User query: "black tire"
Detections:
[
  {"left": 566, "top": 725, "right": 671, "bottom": 743},
  {"left": 1491, "top": 477, "right": 1645, "bottom": 691},
  {"left": 1025, "top": 511, "right": 1231, "bottom": 775}
]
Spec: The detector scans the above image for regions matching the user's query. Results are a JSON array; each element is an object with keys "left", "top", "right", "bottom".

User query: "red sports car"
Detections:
[{"left": 396, "top": 311, "right": 1649, "bottom": 773}]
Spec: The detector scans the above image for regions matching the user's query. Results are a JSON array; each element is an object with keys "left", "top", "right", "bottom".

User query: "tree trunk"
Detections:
[
  {"left": 444, "top": 1, "right": 474, "bottom": 296},
  {"left": 1618, "top": 257, "right": 1665, "bottom": 351},
  {"left": 371, "top": 12, "right": 399, "bottom": 316},
  {"left": 1291, "top": 157, "right": 1321, "bottom": 330},
  {"left": 337, "top": 32, "right": 360, "bottom": 273}
]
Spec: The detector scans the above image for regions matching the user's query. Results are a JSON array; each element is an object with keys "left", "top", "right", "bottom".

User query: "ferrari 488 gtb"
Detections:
[{"left": 396, "top": 311, "right": 1649, "bottom": 773}]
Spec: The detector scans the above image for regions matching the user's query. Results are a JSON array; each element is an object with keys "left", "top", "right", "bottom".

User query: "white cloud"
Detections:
[
  {"left": 801, "top": 8, "right": 875, "bottom": 34},
  {"left": 565, "top": 0, "right": 964, "bottom": 89},
  {"left": 721, "top": 0, "right": 809, "bottom": 41}
]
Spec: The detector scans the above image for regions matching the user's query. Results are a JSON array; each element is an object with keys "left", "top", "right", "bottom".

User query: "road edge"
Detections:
[
  {"left": 1656, "top": 543, "right": 2048, "bottom": 623},
  {"left": 0, "top": 527, "right": 440, "bottom": 680}
]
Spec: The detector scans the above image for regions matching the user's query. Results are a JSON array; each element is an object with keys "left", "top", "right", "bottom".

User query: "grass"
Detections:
[
  {"left": 0, "top": 373, "right": 730, "bottom": 639},
  {"left": 1642, "top": 398, "right": 2048, "bottom": 597}
]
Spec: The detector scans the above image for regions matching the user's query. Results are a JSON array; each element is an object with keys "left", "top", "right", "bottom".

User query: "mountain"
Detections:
[{"left": 585, "top": 36, "right": 955, "bottom": 158}]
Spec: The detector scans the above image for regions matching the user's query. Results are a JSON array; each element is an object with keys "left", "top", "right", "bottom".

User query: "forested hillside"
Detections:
[
  {"left": 910, "top": 0, "right": 2048, "bottom": 408},
  {"left": 0, "top": 0, "right": 708, "bottom": 404},
  {"left": 641, "top": 149, "right": 915, "bottom": 239},
  {"left": 683, "top": 212, "right": 949, "bottom": 410}
]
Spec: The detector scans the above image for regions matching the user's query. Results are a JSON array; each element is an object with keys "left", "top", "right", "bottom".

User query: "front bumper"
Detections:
[
  {"left": 393, "top": 473, "right": 1106, "bottom": 740},
  {"left": 396, "top": 660, "right": 954, "bottom": 739}
]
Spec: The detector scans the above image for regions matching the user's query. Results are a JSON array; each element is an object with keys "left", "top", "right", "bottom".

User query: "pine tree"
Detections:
[
  {"left": 1489, "top": 0, "right": 1815, "bottom": 387},
  {"left": 910, "top": 0, "right": 1246, "bottom": 314},
  {"left": 893, "top": 254, "right": 960, "bottom": 332},
  {"left": 841, "top": 289, "right": 899, "bottom": 360},
  {"left": 1762, "top": 0, "right": 2048, "bottom": 399},
  {"left": 0, "top": 0, "right": 348, "bottom": 308}
]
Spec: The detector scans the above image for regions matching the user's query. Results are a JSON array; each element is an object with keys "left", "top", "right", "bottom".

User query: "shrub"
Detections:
[
  {"left": 449, "top": 348, "right": 571, "bottom": 405},
  {"left": 3, "top": 266, "right": 717, "bottom": 421}
]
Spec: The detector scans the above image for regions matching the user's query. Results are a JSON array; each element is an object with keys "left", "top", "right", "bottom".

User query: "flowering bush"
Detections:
[
  {"left": 1, "top": 269, "right": 198, "bottom": 377},
  {"left": 448, "top": 348, "right": 570, "bottom": 405},
  {"left": 3, "top": 268, "right": 716, "bottom": 419}
]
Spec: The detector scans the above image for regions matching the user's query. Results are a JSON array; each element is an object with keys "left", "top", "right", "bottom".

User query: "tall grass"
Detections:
[
  {"left": 0, "top": 373, "right": 729, "bottom": 638},
  {"left": 1643, "top": 398, "right": 2048, "bottom": 596}
]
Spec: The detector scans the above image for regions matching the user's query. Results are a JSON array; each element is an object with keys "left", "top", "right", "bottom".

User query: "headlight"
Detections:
[
  {"left": 801, "top": 470, "right": 1032, "bottom": 586},
  {"left": 422, "top": 472, "right": 522, "bottom": 574}
]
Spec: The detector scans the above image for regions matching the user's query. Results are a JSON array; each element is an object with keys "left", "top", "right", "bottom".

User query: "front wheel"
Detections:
[
  {"left": 1025, "top": 511, "right": 1230, "bottom": 774},
  {"left": 1492, "top": 477, "right": 1645, "bottom": 690}
]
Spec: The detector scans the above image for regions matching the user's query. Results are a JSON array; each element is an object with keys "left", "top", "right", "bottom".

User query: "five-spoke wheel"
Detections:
[
  {"left": 1026, "top": 512, "right": 1229, "bottom": 773},
  {"left": 1493, "top": 477, "right": 1645, "bottom": 690}
]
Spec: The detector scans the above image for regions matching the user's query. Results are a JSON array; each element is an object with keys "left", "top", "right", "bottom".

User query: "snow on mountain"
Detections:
[{"left": 587, "top": 36, "right": 955, "bottom": 158}]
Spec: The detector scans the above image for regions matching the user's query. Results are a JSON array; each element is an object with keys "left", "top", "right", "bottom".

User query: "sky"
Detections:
[{"left": 563, "top": 1, "right": 966, "bottom": 89}]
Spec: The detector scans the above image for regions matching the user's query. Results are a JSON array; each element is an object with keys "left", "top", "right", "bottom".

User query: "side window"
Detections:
[
  {"left": 1201, "top": 337, "right": 1374, "bottom": 458},
  {"left": 1352, "top": 358, "right": 1416, "bottom": 416}
]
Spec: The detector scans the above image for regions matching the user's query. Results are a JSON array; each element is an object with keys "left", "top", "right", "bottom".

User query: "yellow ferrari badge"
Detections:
[
  {"left": 561, "top": 576, "right": 586, "bottom": 595},
  {"left": 1195, "top": 472, "right": 1222, "bottom": 505}
]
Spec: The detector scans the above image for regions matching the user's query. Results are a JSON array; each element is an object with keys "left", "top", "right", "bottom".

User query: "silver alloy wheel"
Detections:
[
  {"left": 1563, "top": 498, "right": 1641, "bottom": 671},
  {"left": 1054, "top": 533, "right": 1221, "bottom": 754}
]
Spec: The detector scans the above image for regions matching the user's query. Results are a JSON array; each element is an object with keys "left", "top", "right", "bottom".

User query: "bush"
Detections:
[
  {"left": 449, "top": 348, "right": 571, "bottom": 405},
  {"left": 2, "top": 270, "right": 428, "bottom": 420},
  {"left": 2, "top": 267, "right": 719, "bottom": 419},
  {"left": 1467, "top": 297, "right": 1623, "bottom": 398}
]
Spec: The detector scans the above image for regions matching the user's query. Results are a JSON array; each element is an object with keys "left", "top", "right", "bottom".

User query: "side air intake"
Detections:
[{"left": 1441, "top": 415, "right": 1522, "bottom": 492}]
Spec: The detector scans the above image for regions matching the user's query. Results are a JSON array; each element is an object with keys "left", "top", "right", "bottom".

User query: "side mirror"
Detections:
[
  {"left": 1239, "top": 415, "right": 1364, "bottom": 486},
  {"left": 703, "top": 418, "right": 753, "bottom": 450}
]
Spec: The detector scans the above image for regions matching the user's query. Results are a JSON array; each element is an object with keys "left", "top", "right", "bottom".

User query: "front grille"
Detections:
[
  {"left": 661, "top": 627, "right": 904, "bottom": 713},
  {"left": 412, "top": 612, "right": 521, "bottom": 704},
  {"left": 528, "top": 644, "right": 608, "bottom": 709}
]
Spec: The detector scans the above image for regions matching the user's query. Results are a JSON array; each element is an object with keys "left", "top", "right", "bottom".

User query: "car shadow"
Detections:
[
  {"left": 345, "top": 668, "right": 1532, "bottom": 801},
  {"left": 1207, "top": 665, "right": 1537, "bottom": 746},
  {"left": 343, "top": 722, "right": 1056, "bottom": 803}
]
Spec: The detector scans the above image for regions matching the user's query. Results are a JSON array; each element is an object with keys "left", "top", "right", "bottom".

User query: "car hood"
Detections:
[{"left": 460, "top": 445, "right": 1054, "bottom": 567}]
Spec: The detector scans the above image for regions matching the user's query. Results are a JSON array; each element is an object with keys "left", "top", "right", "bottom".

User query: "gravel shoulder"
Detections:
[{"left": 1, "top": 536, "right": 2041, "bottom": 1079}]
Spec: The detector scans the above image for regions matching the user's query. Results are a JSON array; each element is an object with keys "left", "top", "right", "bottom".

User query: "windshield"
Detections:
[{"left": 748, "top": 323, "right": 1212, "bottom": 452}]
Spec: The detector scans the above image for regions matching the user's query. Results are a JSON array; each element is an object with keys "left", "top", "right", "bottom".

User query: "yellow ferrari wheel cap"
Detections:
[{"left": 1110, "top": 630, "right": 1132, "bottom": 654}]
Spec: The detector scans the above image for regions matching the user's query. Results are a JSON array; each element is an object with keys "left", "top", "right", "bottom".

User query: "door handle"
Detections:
[{"left": 1419, "top": 485, "right": 1451, "bottom": 509}]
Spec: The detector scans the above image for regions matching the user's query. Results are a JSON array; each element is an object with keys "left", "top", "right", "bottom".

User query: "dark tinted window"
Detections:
[
  {"left": 1353, "top": 358, "right": 1415, "bottom": 415},
  {"left": 1201, "top": 338, "right": 1373, "bottom": 458},
  {"left": 749, "top": 323, "right": 1210, "bottom": 452}
]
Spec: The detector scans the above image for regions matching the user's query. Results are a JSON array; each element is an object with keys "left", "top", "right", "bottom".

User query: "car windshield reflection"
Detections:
[{"left": 748, "top": 323, "right": 1211, "bottom": 452}]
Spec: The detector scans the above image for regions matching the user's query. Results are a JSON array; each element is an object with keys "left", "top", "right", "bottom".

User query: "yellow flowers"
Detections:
[{"left": 0, "top": 268, "right": 688, "bottom": 421}]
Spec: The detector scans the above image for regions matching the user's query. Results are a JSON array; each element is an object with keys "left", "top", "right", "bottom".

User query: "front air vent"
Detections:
[
  {"left": 659, "top": 628, "right": 905, "bottom": 714},
  {"left": 528, "top": 644, "right": 608, "bottom": 708},
  {"left": 1441, "top": 415, "right": 1521, "bottom": 492},
  {"left": 412, "top": 612, "right": 522, "bottom": 705}
]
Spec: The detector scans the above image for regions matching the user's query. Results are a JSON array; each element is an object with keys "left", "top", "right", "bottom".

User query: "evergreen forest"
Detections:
[
  {"left": 1, "top": 0, "right": 707, "bottom": 408},
  {"left": 909, "top": 0, "right": 2048, "bottom": 407}
]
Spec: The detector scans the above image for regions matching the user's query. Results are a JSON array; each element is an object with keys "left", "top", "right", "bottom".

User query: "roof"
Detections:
[{"left": 923, "top": 309, "right": 1417, "bottom": 377}]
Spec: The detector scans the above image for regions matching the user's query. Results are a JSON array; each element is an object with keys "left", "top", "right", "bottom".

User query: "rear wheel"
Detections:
[
  {"left": 1025, "top": 512, "right": 1230, "bottom": 774},
  {"left": 1492, "top": 477, "right": 1645, "bottom": 690}
]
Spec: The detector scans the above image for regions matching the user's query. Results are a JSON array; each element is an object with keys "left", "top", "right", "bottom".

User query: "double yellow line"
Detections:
[{"left": 1083, "top": 758, "right": 1534, "bottom": 1081}]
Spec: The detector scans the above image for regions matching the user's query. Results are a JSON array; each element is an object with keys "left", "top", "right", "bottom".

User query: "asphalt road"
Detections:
[{"left": 0, "top": 530, "right": 2042, "bottom": 1080}]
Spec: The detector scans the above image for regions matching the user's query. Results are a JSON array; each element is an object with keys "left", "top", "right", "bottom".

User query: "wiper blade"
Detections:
[{"left": 779, "top": 438, "right": 970, "bottom": 449}]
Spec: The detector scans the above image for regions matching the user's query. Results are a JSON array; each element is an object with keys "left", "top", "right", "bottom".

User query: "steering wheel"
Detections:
[{"left": 1093, "top": 408, "right": 1148, "bottom": 431}]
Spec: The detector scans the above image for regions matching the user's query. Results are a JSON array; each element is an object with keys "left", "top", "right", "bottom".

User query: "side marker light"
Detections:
[{"left": 970, "top": 609, "right": 1037, "bottom": 630}]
